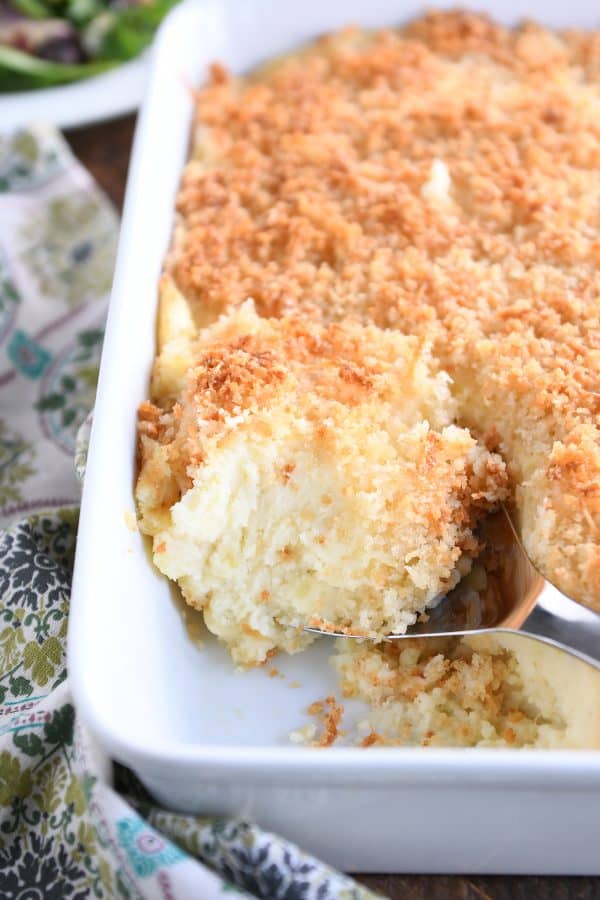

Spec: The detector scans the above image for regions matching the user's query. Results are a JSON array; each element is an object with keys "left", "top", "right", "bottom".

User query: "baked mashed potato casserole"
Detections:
[
  {"left": 135, "top": 10, "right": 600, "bottom": 747},
  {"left": 137, "top": 300, "right": 507, "bottom": 666}
]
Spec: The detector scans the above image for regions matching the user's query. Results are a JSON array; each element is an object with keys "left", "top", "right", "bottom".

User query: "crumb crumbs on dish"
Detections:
[
  {"left": 289, "top": 723, "right": 317, "bottom": 744},
  {"left": 304, "top": 696, "right": 345, "bottom": 747},
  {"left": 123, "top": 509, "right": 138, "bottom": 532}
]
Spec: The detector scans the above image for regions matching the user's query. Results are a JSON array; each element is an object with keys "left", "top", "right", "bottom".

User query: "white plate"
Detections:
[
  {"left": 68, "top": 0, "right": 600, "bottom": 874},
  {"left": 0, "top": 53, "right": 147, "bottom": 130}
]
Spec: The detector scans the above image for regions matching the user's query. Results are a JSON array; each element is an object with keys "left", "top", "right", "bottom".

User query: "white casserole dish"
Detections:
[{"left": 68, "top": 0, "right": 600, "bottom": 874}]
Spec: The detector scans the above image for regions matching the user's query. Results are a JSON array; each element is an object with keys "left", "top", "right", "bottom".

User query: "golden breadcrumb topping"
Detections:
[
  {"left": 146, "top": 303, "right": 469, "bottom": 474},
  {"left": 166, "top": 10, "right": 600, "bottom": 607}
]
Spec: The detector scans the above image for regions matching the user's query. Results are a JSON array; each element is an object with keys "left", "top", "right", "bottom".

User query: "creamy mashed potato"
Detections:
[
  {"left": 136, "top": 301, "right": 507, "bottom": 666},
  {"left": 332, "top": 633, "right": 600, "bottom": 748}
]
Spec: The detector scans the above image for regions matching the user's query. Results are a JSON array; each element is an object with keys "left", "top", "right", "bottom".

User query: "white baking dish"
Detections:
[{"left": 68, "top": 0, "right": 600, "bottom": 875}]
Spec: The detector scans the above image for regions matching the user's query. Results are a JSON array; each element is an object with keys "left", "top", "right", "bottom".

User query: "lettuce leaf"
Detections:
[
  {"left": 90, "top": 0, "right": 177, "bottom": 61},
  {"left": 8, "top": 0, "right": 107, "bottom": 25},
  {"left": 0, "top": 44, "right": 114, "bottom": 91},
  {"left": 7, "top": 0, "right": 54, "bottom": 20}
]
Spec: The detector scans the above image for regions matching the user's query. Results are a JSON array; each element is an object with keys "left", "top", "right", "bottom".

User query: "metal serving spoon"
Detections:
[{"left": 305, "top": 507, "right": 600, "bottom": 669}]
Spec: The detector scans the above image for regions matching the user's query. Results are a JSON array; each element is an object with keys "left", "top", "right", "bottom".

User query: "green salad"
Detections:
[{"left": 0, "top": 0, "right": 177, "bottom": 91}]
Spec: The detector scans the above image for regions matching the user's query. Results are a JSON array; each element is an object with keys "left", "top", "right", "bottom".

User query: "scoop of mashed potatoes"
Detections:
[{"left": 136, "top": 300, "right": 507, "bottom": 666}]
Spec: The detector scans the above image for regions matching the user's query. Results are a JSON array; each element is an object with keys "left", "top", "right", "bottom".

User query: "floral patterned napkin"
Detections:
[{"left": 0, "top": 125, "right": 382, "bottom": 900}]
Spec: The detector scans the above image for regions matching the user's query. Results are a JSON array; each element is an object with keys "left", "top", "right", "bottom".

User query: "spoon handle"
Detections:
[{"left": 520, "top": 582, "right": 600, "bottom": 668}]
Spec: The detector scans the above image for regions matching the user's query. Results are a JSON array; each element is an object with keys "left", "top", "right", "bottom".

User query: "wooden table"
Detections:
[{"left": 66, "top": 115, "right": 599, "bottom": 900}]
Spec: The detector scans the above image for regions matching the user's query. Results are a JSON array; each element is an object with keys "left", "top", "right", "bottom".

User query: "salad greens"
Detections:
[
  {"left": 0, "top": 0, "right": 177, "bottom": 92},
  {"left": 0, "top": 44, "right": 112, "bottom": 89},
  {"left": 92, "top": 0, "right": 176, "bottom": 61}
]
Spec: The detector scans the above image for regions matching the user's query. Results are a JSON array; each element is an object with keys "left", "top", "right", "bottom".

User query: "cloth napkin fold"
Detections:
[{"left": 0, "top": 124, "right": 382, "bottom": 900}]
